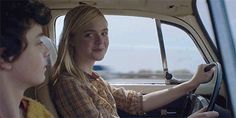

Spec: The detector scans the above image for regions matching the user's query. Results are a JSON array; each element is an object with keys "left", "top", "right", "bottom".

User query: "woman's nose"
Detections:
[{"left": 95, "top": 34, "right": 104, "bottom": 44}]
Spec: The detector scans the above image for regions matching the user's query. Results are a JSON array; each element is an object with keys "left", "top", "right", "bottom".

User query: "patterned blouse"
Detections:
[{"left": 50, "top": 72, "right": 143, "bottom": 118}]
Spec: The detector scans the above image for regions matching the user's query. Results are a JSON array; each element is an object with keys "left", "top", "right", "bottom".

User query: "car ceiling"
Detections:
[{"left": 42, "top": 0, "right": 194, "bottom": 17}]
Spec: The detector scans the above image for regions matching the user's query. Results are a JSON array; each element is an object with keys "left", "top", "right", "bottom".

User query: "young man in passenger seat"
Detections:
[{"left": 0, "top": 0, "right": 54, "bottom": 117}]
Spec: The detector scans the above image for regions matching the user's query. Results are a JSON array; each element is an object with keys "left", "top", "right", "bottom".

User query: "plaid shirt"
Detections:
[{"left": 50, "top": 72, "right": 143, "bottom": 118}]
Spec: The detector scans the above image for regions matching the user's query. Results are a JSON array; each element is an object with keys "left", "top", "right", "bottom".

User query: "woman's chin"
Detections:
[{"left": 94, "top": 56, "right": 105, "bottom": 61}]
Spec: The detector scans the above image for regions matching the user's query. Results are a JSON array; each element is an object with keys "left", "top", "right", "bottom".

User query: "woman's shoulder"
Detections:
[
  {"left": 23, "top": 97, "right": 54, "bottom": 118},
  {"left": 50, "top": 74, "right": 85, "bottom": 88}
]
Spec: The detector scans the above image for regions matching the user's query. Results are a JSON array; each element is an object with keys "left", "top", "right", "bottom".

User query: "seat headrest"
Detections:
[{"left": 41, "top": 36, "right": 58, "bottom": 66}]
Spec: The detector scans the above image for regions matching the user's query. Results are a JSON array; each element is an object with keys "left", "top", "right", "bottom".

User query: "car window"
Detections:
[
  {"left": 196, "top": 0, "right": 216, "bottom": 45},
  {"left": 197, "top": 0, "right": 236, "bottom": 51},
  {"left": 55, "top": 16, "right": 65, "bottom": 47},
  {"left": 55, "top": 15, "right": 205, "bottom": 84},
  {"left": 161, "top": 23, "right": 205, "bottom": 80},
  {"left": 55, "top": 15, "right": 163, "bottom": 84},
  {"left": 98, "top": 15, "right": 162, "bottom": 84}
]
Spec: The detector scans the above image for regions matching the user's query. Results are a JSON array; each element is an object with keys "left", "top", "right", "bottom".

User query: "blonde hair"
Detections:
[{"left": 52, "top": 5, "right": 105, "bottom": 81}]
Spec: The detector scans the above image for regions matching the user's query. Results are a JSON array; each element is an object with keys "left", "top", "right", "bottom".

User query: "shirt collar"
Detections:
[{"left": 84, "top": 71, "right": 100, "bottom": 80}]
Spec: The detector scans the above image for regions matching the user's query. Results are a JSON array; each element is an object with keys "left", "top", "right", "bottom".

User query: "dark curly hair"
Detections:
[{"left": 0, "top": 0, "right": 52, "bottom": 62}]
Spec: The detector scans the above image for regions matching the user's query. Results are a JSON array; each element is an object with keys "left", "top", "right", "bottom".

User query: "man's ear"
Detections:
[{"left": 0, "top": 48, "right": 12, "bottom": 70}]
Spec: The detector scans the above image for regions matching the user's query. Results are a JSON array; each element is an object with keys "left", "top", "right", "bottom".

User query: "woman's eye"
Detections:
[
  {"left": 84, "top": 33, "right": 94, "bottom": 38},
  {"left": 101, "top": 32, "right": 108, "bottom": 36}
]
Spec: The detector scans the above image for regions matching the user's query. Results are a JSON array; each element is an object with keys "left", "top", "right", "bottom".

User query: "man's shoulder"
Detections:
[{"left": 23, "top": 97, "right": 54, "bottom": 118}]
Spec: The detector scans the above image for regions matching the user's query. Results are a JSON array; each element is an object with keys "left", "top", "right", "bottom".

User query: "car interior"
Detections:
[{"left": 23, "top": 0, "right": 234, "bottom": 117}]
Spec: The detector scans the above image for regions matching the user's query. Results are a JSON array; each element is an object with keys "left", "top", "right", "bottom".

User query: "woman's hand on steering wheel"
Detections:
[
  {"left": 190, "top": 64, "right": 215, "bottom": 88},
  {"left": 188, "top": 107, "right": 219, "bottom": 118}
]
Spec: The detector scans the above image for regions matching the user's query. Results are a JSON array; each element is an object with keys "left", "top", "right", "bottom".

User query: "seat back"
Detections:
[{"left": 24, "top": 36, "right": 59, "bottom": 118}]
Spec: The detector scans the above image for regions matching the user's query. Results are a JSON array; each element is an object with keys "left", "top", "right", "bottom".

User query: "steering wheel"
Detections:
[
  {"left": 183, "top": 62, "right": 223, "bottom": 116},
  {"left": 206, "top": 62, "right": 223, "bottom": 111}
]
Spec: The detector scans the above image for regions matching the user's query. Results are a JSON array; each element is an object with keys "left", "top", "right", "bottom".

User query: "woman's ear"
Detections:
[{"left": 0, "top": 48, "right": 12, "bottom": 70}]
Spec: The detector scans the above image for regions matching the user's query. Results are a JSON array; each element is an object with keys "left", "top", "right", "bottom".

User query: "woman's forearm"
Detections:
[{"left": 142, "top": 80, "right": 197, "bottom": 112}]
